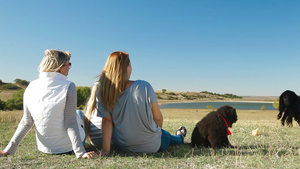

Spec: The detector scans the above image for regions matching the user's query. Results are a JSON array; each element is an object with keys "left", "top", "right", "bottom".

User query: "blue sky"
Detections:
[{"left": 0, "top": 1, "right": 299, "bottom": 96}]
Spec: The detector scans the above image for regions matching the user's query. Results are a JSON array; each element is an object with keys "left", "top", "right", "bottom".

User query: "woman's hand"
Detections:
[
  {"left": 99, "top": 150, "right": 109, "bottom": 156},
  {"left": 81, "top": 151, "right": 99, "bottom": 159},
  {"left": 0, "top": 150, "right": 9, "bottom": 157}
]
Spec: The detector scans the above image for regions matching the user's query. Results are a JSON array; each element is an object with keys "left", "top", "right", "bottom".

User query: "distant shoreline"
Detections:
[
  {"left": 158, "top": 99, "right": 277, "bottom": 110},
  {"left": 157, "top": 97, "right": 276, "bottom": 105}
]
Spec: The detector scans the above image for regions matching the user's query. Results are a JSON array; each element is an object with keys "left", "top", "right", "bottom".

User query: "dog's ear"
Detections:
[
  {"left": 229, "top": 108, "right": 238, "bottom": 123},
  {"left": 218, "top": 105, "right": 232, "bottom": 118}
]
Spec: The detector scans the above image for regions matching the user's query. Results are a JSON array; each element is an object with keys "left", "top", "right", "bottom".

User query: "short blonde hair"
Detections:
[{"left": 38, "top": 49, "right": 71, "bottom": 73}]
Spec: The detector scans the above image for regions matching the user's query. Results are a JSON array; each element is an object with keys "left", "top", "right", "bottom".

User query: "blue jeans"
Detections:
[
  {"left": 76, "top": 110, "right": 86, "bottom": 146},
  {"left": 158, "top": 129, "right": 184, "bottom": 152}
]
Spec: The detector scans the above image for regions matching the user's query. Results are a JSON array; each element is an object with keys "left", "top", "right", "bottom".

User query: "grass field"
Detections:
[{"left": 1, "top": 109, "right": 299, "bottom": 168}]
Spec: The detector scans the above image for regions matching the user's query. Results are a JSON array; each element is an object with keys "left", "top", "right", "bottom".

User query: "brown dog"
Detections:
[{"left": 191, "top": 105, "right": 238, "bottom": 148}]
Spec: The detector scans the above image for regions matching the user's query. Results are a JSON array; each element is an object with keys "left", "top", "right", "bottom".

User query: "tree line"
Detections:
[
  {"left": 201, "top": 91, "right": 242, "bottom": 99},
  {"left": 0, "top": 79, "right": 91, "bottom": 111}
]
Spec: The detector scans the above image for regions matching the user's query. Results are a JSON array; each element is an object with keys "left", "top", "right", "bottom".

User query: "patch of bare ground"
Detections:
[{"left": 0, "top": 90, "right": 16, "bottom": 101}]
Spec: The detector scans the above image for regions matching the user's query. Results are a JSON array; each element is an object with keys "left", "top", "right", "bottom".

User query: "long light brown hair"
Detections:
[
  {"left": 84, "top": 51, "right": 130, "bottom": 141},
  {"left": 99, "top": 51, "right": 130, "bottom": 112},
  {"left": 84, "top": 83, "right": 99, "bottom": 143}
]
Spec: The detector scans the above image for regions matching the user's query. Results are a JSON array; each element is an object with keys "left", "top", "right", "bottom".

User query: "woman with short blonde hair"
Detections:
[
  {"left": 0, "top": 49, "right": 98, "bottom": 159},
  {"left": 39, "top": 49, "right": 71, "bottom": 73}
]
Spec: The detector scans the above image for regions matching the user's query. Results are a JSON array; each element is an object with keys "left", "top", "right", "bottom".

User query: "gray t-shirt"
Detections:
[{"left": 98, "top": 80, "right": 162, "bottom": 153}]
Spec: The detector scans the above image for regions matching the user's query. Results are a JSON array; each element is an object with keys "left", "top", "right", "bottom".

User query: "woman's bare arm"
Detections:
[
  {"left": 152, "top": 102, "right": 163, "bottom": 127},
  {"left": 101, "top": 115, "right": 113, "bottom": 155}
]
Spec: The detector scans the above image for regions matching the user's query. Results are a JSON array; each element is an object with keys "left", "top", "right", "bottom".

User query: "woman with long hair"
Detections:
[{"left": 84, "top": 51, "right": 186, "bottom": 154}]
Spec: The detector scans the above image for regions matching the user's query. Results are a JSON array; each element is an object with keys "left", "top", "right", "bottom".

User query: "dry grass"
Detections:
[{"left": 1, "top": 109, "right": 300, "bottom": 168}]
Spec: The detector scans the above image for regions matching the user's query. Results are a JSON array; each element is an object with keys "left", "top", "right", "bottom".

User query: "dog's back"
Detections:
[{"left": 191, "top": 111, "right": 219, "bottom": 147}]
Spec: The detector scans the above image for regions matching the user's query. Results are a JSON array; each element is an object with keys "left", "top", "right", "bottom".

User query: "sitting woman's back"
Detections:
[
  {"left": 99, "top": 80, "right": 161, "bottom": 153},
  {"left": 85, "top": 51, "right": 186, "bottom": 155}
]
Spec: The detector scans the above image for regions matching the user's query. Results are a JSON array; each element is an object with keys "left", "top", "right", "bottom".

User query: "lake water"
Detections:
[{"left": 159, "top": 101, "right": 276, "bottom": 110}]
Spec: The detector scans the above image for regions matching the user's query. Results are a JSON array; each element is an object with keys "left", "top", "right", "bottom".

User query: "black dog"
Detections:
[
  {"left": 278, "top": 90, "right": 300, "bottom": 126},
  {"left": 191, "top": 105, "right": 237, "bottom": 148}
]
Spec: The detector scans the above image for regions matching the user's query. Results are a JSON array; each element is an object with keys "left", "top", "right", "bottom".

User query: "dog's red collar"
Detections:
[{"left": 219, "top": 113, "right": 231, "bottom": 135}]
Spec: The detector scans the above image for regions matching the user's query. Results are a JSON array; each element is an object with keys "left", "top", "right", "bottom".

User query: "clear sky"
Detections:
[{"left": 0, "top": 1, "right": 299, "bottom": 96}]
